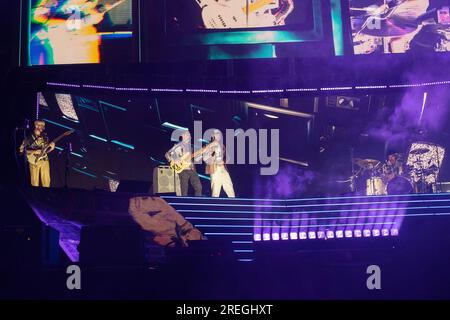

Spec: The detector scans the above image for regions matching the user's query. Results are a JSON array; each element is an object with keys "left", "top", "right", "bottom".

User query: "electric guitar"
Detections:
[
  {"left": 195, "top": 0, "right": 279, "bottom": 29},
  {"left": 27, "top": 130, "right": 74, "bottom": 165},
  {"left": 169, "top": 141, "right": 218, "bottom": 174}
]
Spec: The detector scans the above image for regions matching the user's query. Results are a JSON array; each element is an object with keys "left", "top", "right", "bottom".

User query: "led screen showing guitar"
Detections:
[
  {"left": 169, "top": 141, "right": 218, "bottom": 174},
  {"left": 27, "top": 130, "right": 74, "bottom": 165},
  {"left": 195, "top": 0, "right": 292, "bottom": 29}
]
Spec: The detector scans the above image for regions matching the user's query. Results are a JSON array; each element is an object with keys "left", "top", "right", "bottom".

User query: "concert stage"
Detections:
[{"left": 24, "top": 187, "right": 450, "bottom": 263}]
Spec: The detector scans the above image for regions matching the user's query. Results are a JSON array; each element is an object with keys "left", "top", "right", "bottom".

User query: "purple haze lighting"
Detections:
[
  {"left": 363, "top": 229, "right": 371, "bottom": 237},
  {"left": 354, "top": 230, "right": 362, "bottom": 238},
  {"left": 308, "top": 231, "right": 316, "bottom": 239},
  {"left": 391, "top": 228, "right": 399, "bottom": 236},
  {"left": 263, "top": 233, "right": 271, "bottom": 241},
  {"left": 272, "top": 232, "right": 280, "bottom": 241},
  {"left": 290, "top": 232, "right": 298, "bottom": 240},
  {"left": 345, "top": 230, "right": 353, "bottom": 238},
  {"left": 254, "top": 234, "right": 262, "bottom": 242},
  {"left": 326, "top": 230, "right": 334, "bottom": 239},
  {"left": 317, "top": 231, "right": 326, "bottom": 239},
  {"left": 281, "top": 232, "right": 289, "bottom": 240},
  {"left": 382, "top": 229, "right": 390, "bottom": 236},
  {"left": 299, "top": 232, "right": 307, "bottom": 240},
  {"left": 336, "top": 230, "right": 344, "bottom": 238},
  {"left": 372, "top": 229, "right": 381, "bottom": 237}
]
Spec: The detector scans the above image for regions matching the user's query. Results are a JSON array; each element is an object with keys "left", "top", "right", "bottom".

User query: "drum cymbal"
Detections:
[
  {"left": 410, "top": 148, "right": 430, "bottom": 155},
  {"left": 353, "top": 158, "right": 381, "bottom": 168}
]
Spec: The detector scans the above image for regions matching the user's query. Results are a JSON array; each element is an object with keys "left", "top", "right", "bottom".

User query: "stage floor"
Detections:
[{"left": 23, "top": 188, "right": 450, "bottom": 263}]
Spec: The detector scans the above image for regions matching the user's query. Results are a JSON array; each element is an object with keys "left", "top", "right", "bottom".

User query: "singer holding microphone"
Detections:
[{"left": 19, "top": 120, "right": 55, "bottom": 187}]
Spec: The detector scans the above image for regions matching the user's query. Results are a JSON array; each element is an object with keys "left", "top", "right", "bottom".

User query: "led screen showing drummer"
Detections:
[
  {"left": 28, "top": 0, "right": 134, "bottom": 65},
  {"left": 349, "top": 0, "right": 450, "bottom": 54}
]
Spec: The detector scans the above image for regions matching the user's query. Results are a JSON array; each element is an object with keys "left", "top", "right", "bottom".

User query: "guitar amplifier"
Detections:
[{"left": 153, "top": 166, "right": 181, "bottom": 195}]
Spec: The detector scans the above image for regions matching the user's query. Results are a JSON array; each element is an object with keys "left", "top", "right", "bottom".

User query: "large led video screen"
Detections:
[
  {"left": 148, "top": 0, "right": 343, "bottom": 60},
  {"left": 28, "top": 0, "right": 135, "bottom": 65},
  {"left": 350, "top": 0, "right": 450, "bottom": 54}
]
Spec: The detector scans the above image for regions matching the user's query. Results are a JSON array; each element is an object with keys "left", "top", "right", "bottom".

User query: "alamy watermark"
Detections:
[{"left": 171, "top": 121, "right": 280, "bottom": 176}]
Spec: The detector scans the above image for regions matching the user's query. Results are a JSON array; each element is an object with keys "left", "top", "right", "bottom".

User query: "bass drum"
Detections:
[{"left": 386, "top": 176, "right": 413, "bottom": 195}]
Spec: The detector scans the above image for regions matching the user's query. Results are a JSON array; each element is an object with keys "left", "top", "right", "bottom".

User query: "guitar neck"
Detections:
[
  {"left": 191, "top": 142, "right": 217, "bottom": 159},
  {"left": 243, "top": 0, "right": 276, "bottom": 14}
]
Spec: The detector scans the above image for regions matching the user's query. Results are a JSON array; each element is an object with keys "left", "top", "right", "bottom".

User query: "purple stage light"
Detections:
[
  {"left": 391, "top": 228, "right": 399, "bottom": 236},
  {"left": 290, "top": 232, "right": 298, "bottom": 240},
  {"left": 372, "top": 229, "right": 381, "bottom": 237},
  {"left": 299, "top": 232, "right": 307, "bottom": 240},
  {"left": 345, "top": 230, "right": 353, "bottom": 238},
  {"left": 382, "top": 229, "right": 390, "bottom": 236},
  {"left": 317, "top": 231, "right": 326, "bottom": 239},
  {"left": 263, "top": 233, "right": 271, "bottom": 241},
  {"left": 336, "top": 230, "right": 344, "bottom": 238},
  {"left": 272, "top": 233, "right": 280, "bottom": 241},
  {"left": 254, "top": 234, "right": 262, "bottom": 242},
  {"left": 363, "top": 229, "right": 371, "bottom": 237},
  {"left": 354, "top": 230, "right": 362, "bottom": 238},
  {"left": 326, "top": 230, "right": 334, "bottom": 239},
  {"left": 281, "top": 232, "right": 289, "bottom": 240}
]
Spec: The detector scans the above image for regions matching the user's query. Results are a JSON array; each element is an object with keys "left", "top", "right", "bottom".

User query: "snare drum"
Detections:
[{"left": 366, "top": 177, "right": 386, "bottom": 196}]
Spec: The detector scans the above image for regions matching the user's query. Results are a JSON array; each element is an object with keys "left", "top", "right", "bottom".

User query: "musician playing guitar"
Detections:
[
  {"left": 19, "top": 120, "right": 55, "bottom": 187},
  {"left": 165, "top": 131, "right": 203, "bottom": 196}
]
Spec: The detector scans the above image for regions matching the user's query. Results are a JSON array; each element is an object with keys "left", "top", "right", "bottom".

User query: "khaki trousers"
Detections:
[
  {"left": 29, "top": 159, "right": 50, "bottom": 187},
  {"left": 210, "top": 165, "right": 235, "bottom": 198}
]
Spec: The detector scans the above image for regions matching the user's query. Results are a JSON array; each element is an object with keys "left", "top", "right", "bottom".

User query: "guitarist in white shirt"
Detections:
[
  {"left": 19, "top": 120, "right": 55, "bottom": 187},
  {"left": 165, "top": 131, "right": 203, "bottom": 196}
]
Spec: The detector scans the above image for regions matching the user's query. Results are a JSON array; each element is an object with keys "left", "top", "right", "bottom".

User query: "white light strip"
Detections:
[
  {"left": 83, "top": 84, "right": 115, "bottom": 90},
  {"left": 320, "top": 86, "right": 353, "bottom": 91},
  {"left": 252, "top": 89, "right": 284, "bottom": 93},
  {"left": 116, "top": 87, "right": 148, "bottom": 91},
  {"left": 220, "top": 90, "right": 251, "bottom": 94},
  {"left": 186, "top": 89, "right": 218, "bottom": 93},
  {"left": 47, "top": 82, "right": 80, "bottom": 88},
  {"left": 151, "top": 88, "right": 184, "bottom": 92},
  {"left": 355, "top": 85, "right": 387, "bottom": 89},
  {"left": 286, "top": 88, "right": 318, "bottom": 92}
]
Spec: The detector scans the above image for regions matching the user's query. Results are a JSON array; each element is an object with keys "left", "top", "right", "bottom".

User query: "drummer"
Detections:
[{"left": 383, "top": 153, "right": 405, "bottom": 181}]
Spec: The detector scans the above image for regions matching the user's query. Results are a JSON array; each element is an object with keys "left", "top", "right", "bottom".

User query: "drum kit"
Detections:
[{"left": 349, "top": 147, "right": 439, "bottom": 196}]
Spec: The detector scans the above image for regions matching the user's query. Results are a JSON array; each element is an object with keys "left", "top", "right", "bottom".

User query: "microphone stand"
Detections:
[{"left": 64, "top": 142, "right": 72, "bottom": 189}]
